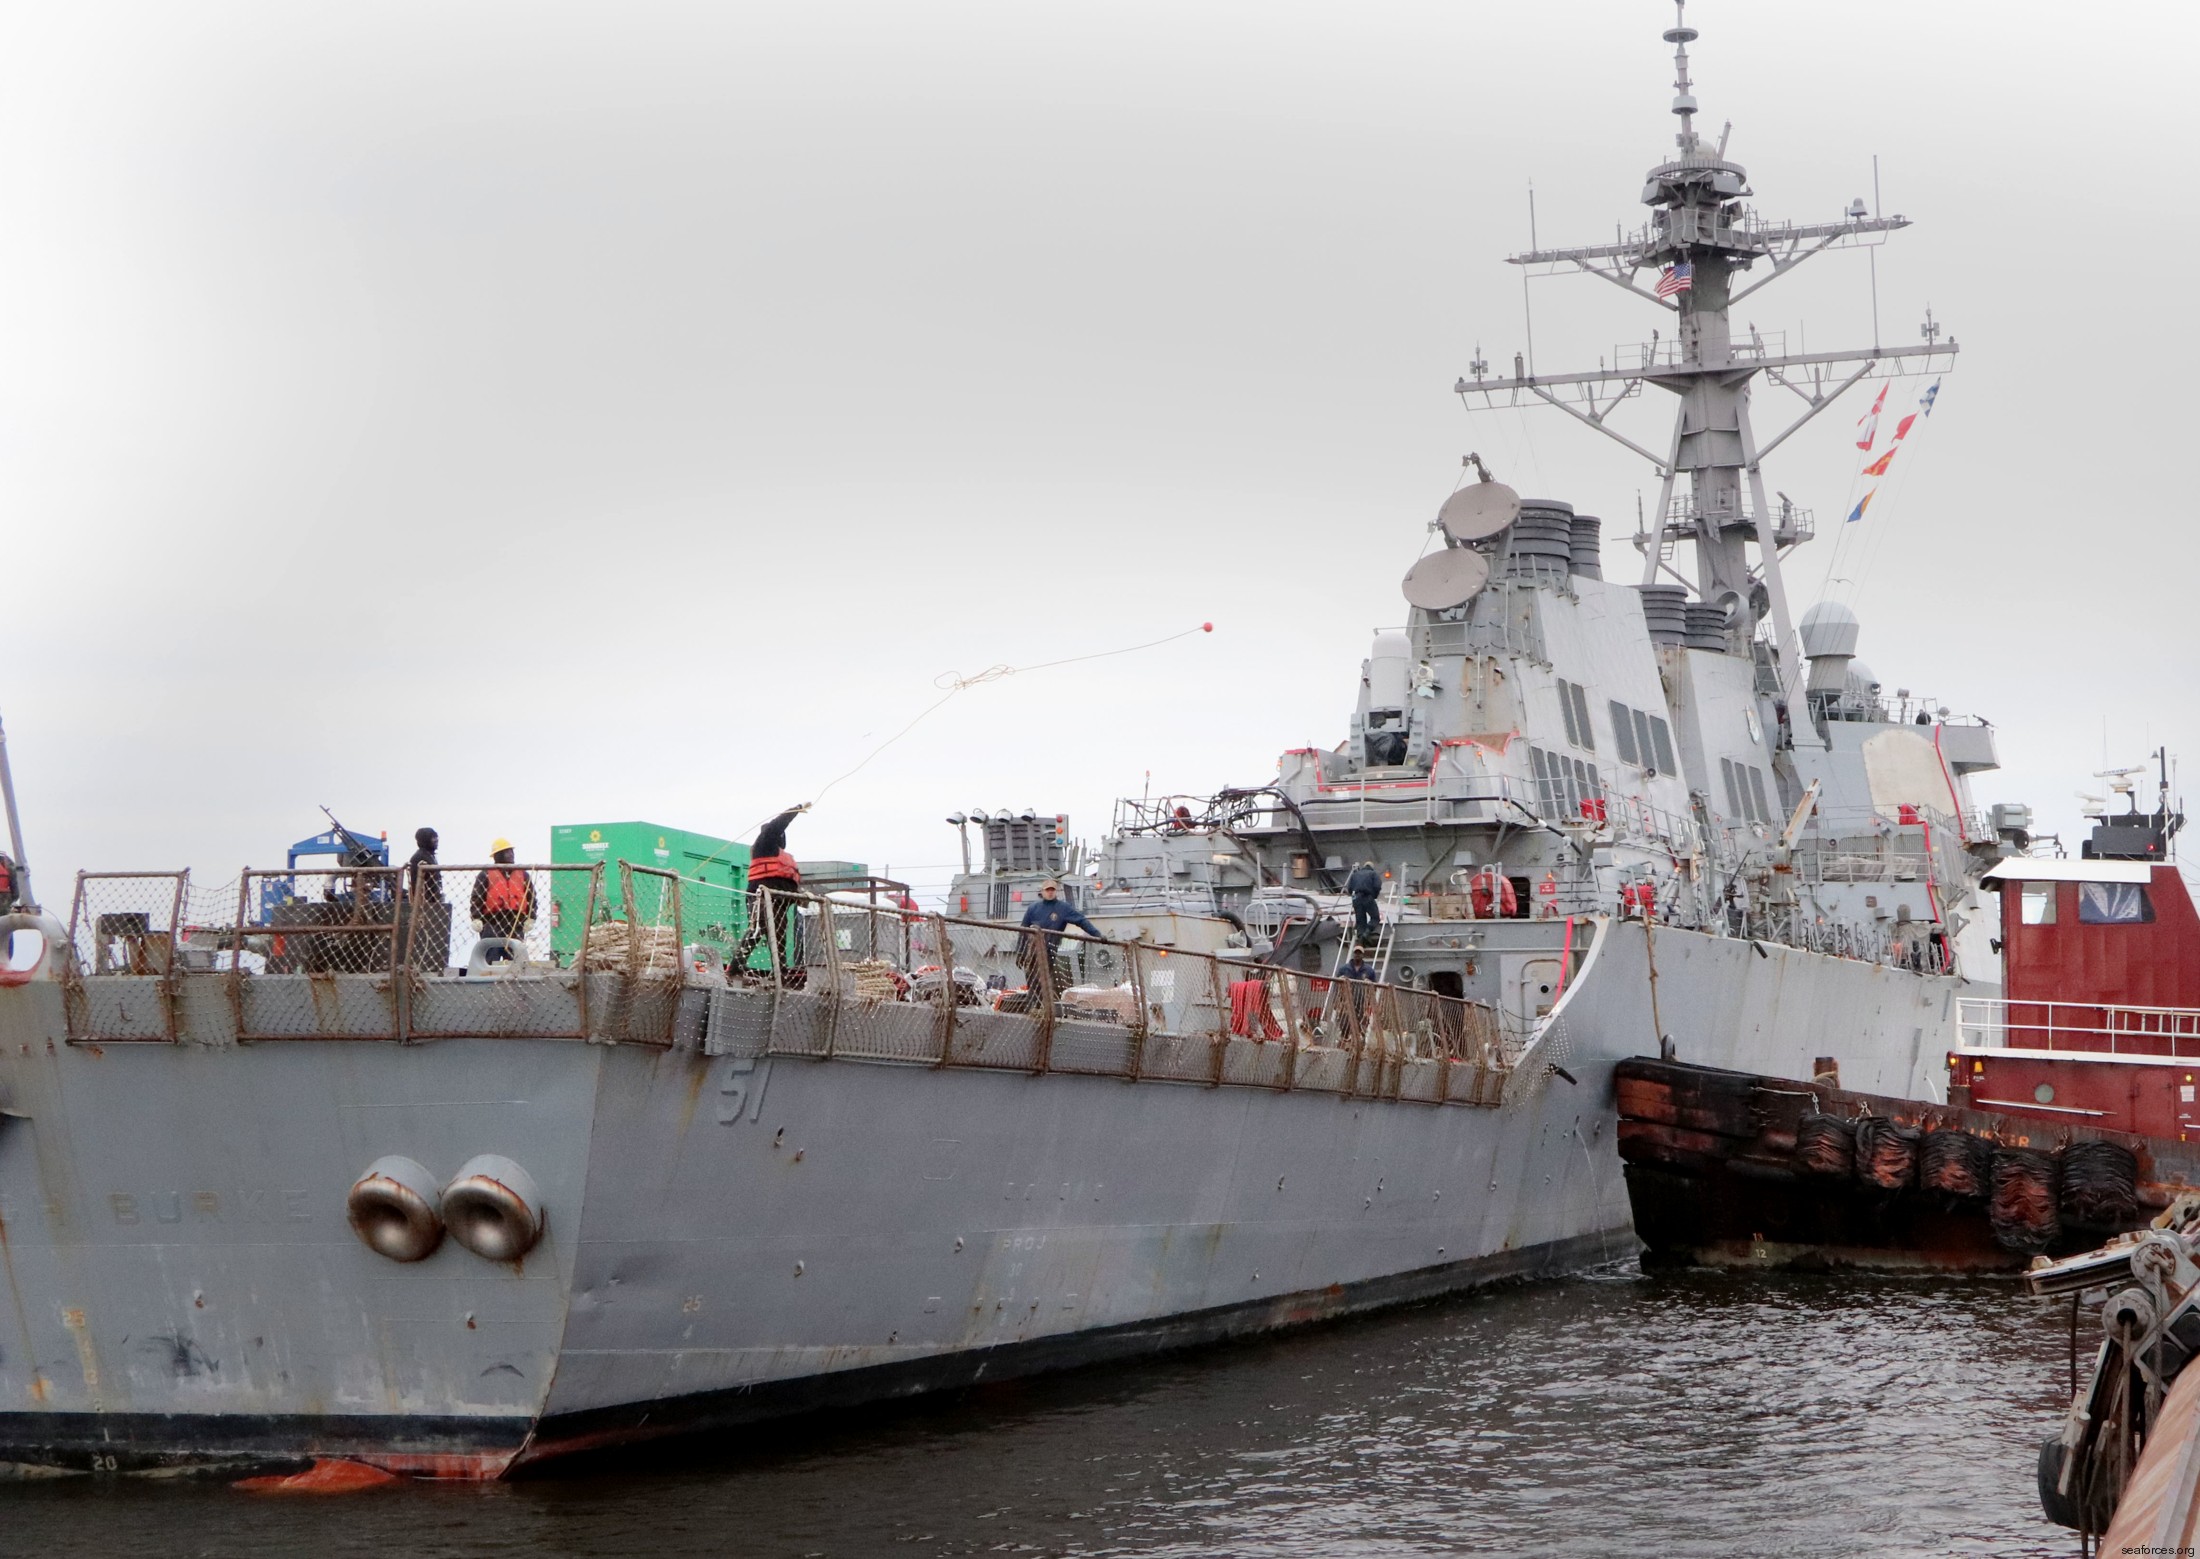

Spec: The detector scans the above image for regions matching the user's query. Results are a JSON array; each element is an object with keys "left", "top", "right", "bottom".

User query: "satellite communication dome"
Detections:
[{"left": 1798, "top": 600, "right": 1861, "bottom": 660}]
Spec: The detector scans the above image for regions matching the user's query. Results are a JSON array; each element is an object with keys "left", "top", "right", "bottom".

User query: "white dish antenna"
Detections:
[
  {"left": 2094, "top": 765, "right": 2143, "bottom": 798},
  {"left": 1401, "top": 548, "right": 1492, "bottom": 611},
  {"left": 1438, "top": 481, "right": 1521, "bottom": 543}
]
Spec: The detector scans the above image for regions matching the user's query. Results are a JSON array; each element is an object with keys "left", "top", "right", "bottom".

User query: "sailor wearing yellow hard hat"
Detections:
[{"left": 471, "top": 837, "right": 535, "bottom": 965}]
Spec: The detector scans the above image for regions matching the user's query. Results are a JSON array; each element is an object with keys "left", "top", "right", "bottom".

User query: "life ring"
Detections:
[{"left": 0, "top": 913, "right": 66, "bottom": 989}]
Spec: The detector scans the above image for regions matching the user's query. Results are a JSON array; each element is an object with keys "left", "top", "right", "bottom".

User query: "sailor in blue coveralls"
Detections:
[
  {"left": 1019, "top": 879, "right": 1099, "bottom": 993},
  {"left": 1345, "top": 861, "right": 1383, "bottom": 947}
]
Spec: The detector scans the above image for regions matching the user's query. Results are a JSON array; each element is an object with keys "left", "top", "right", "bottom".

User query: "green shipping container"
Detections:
[
  {"left": 549, "top": 821, "right": 748, "bottom": 965},
  {"left": 794, "top": 859, "right": 870, "bottom": 887}
]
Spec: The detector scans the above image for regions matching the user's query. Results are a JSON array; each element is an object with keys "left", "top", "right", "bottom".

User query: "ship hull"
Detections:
[{"left": 0, "top": 921, "right": 1962, "bottom": 1478}]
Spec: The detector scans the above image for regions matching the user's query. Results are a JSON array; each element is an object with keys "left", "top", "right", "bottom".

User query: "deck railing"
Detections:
[
  {"left": 703, "top": 891, "right": 1522, "bottom": 1105},
  {"left": 1956, "top": 998, "right": 2200, "bottom": 1058},
  {"left": 47, "top": 875, "right": 1529, "bottom": 1106}
]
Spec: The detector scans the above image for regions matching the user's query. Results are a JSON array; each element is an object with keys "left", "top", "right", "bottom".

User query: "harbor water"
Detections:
[{"left": 7, "top": 1265, "right": 2077, "bottom": 1558}]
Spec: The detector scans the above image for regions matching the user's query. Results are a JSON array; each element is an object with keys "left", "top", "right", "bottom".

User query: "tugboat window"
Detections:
[
  {"left": 2019, "top": 883, "right": 2056, "bottom": 925},
  {"left": 2077, "top": 882, "right": 2154, "bottom": 925}
]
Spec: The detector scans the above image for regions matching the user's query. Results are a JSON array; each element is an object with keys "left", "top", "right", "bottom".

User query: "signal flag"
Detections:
[{"left": 1856, "top": 384, "right": 1889, "bottom": 450}]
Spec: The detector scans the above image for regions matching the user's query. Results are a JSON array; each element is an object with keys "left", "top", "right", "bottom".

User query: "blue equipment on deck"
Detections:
[{"left": 260, "top": 820, "right": 393, "bottom": 918}]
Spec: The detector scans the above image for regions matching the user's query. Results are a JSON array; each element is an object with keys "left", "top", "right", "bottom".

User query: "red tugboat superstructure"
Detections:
[{"left": 1953, "top": 752, "right": 2198, "bottom": 1137}]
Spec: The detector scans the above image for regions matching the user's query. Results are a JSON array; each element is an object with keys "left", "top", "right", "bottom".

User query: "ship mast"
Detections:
[{"left": 1458, "top": 1, "right": 1957, "bottom": 727}]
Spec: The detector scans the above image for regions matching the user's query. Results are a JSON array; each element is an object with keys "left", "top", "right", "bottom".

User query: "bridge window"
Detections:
[
  {"left": 1746, "top": 766, "right": 1772, "bottom": 827},
  {"left": 2019, "top": 883, "right": 2056, "bottom": 925},
  {"left": 1569, "top": 682, "right": 1594, "bottom": 751},
  {"left": 1609, "top": 701, "right": 1639, "bottom": 764},
  {"left": 2078, "top": 882, "right": 2154, "bottom": 925}
]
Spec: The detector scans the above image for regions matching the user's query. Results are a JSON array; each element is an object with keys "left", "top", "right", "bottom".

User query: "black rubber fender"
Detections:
[{"left": 2037, "top": 1433, "right": 2081, "bottom": 1531}]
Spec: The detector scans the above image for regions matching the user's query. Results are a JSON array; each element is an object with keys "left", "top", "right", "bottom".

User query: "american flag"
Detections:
[{"left": 1655, "top": 261, "right": 1693, "bottom": 298}]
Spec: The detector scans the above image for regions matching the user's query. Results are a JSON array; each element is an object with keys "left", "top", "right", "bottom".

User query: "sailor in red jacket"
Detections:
[{"left": 731, "top": 804, "right": 809, "bottom": 976}]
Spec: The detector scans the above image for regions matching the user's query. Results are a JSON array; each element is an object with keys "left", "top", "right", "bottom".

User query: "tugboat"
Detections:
[{"left": 1615, "top": 752, "right": 2199, "bottom": 1270}]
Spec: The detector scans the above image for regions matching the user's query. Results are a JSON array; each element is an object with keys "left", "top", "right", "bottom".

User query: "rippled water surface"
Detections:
[{"left": 8, "top": 1266, "right": 2082, "bottom": 1558}]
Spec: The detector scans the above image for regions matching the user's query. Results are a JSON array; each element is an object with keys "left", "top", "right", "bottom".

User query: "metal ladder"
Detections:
[{"left": 1330, "top": 887, "right": 1401, "bottom": 982}]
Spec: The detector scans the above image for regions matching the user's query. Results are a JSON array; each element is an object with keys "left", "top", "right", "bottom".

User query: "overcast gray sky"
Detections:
[{"left": 5, "top": 0, "right": 2193, "bottom": 906}]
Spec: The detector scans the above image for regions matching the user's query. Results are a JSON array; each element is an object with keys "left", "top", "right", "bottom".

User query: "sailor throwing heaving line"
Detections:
[{"left": 731, "top": 804, "right": 809, "bottom": 976}]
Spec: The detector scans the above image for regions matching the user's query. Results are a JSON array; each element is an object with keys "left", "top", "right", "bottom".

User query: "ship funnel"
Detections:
[
  {"left": 1636, "top": 584, "right": 1689, "bottom": 647},
  {"left": 1568, "top": 515, "right": 1603, "bottom": 580},
  {"left": 1799, "top": 600, "right": 1861, "bottom": 695},
  {"left": 1505, "top": 499, "right": 1576, "bottom": 585},
  {"left": 1683, "top": 603, "right": 1729, "bottom": 652}
]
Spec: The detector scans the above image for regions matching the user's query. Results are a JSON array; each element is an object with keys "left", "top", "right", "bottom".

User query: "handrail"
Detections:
[{"left": 1956, "top": 996, "right": 2200, "bottom": 1058}]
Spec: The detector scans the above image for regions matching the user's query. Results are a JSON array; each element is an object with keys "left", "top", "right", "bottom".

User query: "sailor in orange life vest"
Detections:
[
  {"left": 729, "top": 804, "right": 810, "bottom": 975},
  {"left": 470, "top": 839, "right": 537, "bottom": 963}
]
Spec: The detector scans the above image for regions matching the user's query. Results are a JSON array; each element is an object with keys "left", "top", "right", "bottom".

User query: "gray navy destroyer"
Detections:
[{"left": 0, "top": 4, "right": 2017, "bottom": 1479}]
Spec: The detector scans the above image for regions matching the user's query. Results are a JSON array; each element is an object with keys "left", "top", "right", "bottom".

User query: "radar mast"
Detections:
[{"left": 1457, "top": 1, "right": 1958, "bottom": 729}]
